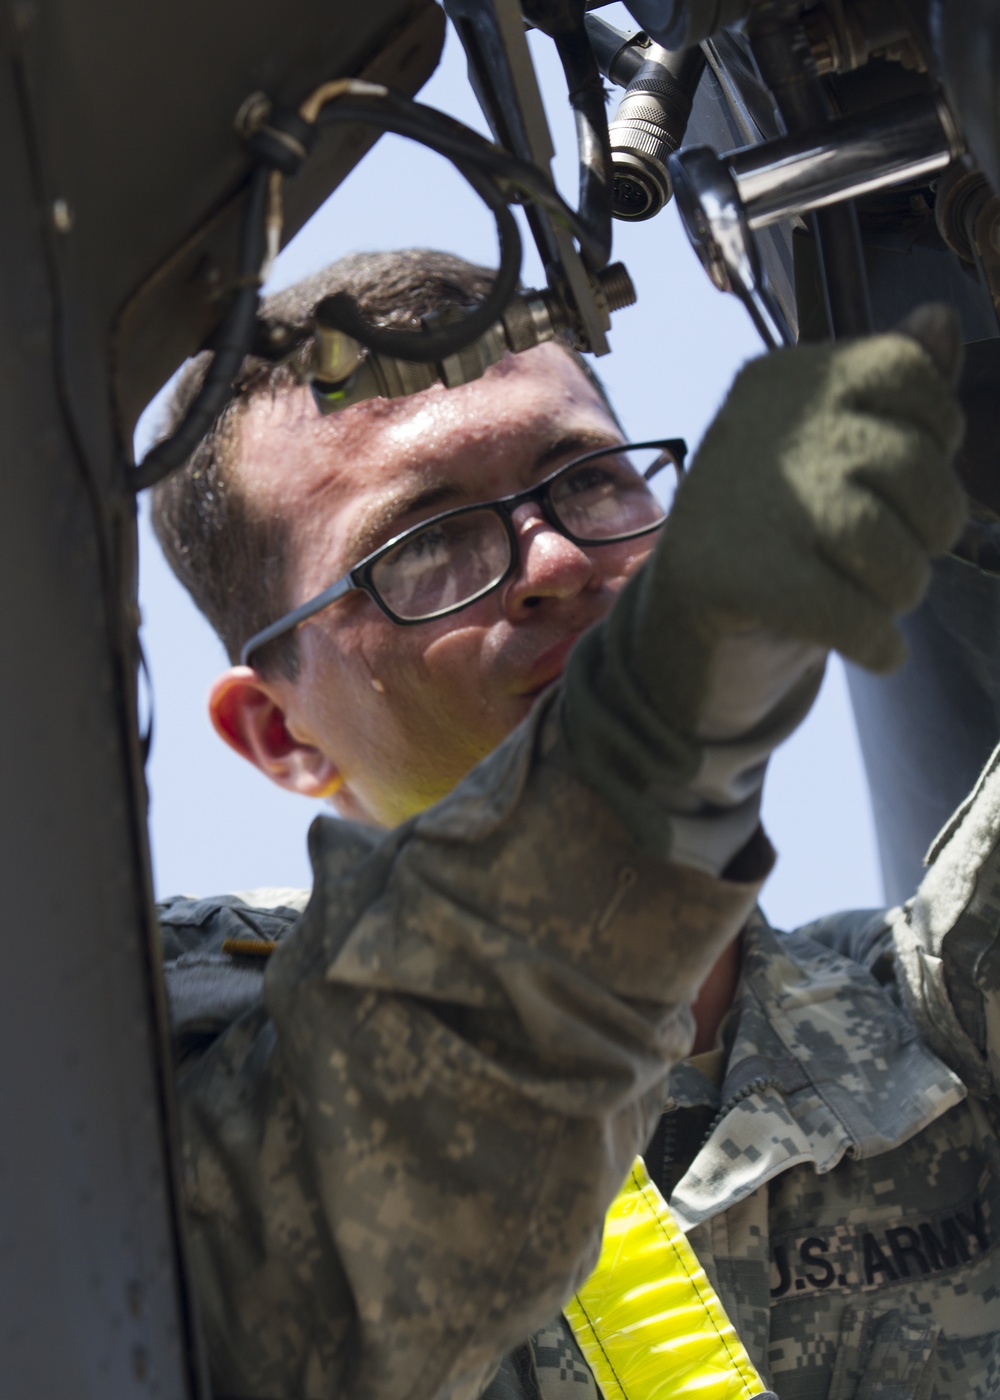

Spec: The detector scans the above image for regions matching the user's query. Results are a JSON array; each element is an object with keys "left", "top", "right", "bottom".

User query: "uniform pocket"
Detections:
[{"left": 826, "top": 1306, "right": 940, "bottom": 1400}]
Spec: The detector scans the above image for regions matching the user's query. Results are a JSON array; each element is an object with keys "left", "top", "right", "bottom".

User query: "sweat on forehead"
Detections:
[{"left": 230, "top": 342, "right": 611, "bottom": 519}]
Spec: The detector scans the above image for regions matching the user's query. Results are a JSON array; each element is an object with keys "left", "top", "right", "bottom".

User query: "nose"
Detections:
[{"left": 501, "top": 501, "right": 598, "bottom": 618}]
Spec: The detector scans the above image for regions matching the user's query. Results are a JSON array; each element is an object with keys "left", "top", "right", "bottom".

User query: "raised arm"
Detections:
[
  {"left": 175, "top": 312, "right": 964, "bottom": 1400},
  {"left": 178, "top": 692, "right": 764, "bottom": 1400},
  {"left": 895, "top": 739, "right": 1000, "bottom": 1101}
]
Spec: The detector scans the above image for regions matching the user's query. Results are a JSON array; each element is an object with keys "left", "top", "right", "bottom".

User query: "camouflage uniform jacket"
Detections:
[
  {"left": 654, "top": 907, "right": 997, "bottom": 1400},
  {"left": 491, "top": 749, "right": 1000, "bottom": 1400},
  {"left": 160, "top": 696, "right": 766, "bottom": 1400}
]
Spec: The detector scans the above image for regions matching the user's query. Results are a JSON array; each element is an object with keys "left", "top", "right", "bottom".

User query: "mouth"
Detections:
[{"left": 518, "top": 633, "right": 583, "bottom": 698}]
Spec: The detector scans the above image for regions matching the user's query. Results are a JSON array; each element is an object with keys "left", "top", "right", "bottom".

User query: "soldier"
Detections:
[{"left": 152, "top": 250, "right": 994, "bottom": 1399}]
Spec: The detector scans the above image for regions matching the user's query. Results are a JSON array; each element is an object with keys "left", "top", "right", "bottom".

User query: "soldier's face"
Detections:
[{"left": 231, "top": 344, "right": 656, "bottom": 826}]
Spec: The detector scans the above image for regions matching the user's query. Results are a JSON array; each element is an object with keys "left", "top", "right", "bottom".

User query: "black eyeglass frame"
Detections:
[{"left": 240, "top": 437, "right": 689, "bottom": 666}]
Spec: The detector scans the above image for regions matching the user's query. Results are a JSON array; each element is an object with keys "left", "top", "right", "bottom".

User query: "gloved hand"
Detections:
[
  {"left": 645, "top": 303, "right": 964, "bottom": 704},
  {"left": 561, "top": 306, "right": 967, "bottom": 867}
]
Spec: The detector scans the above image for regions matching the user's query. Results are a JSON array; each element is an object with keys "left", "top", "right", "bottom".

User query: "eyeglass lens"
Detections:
[
  {"left": 549, "top": 445, "right": 676, "bottom": 540},
  {"left": 370, "top": 445, "right": 678, "bottom": 622},
  {"left": 371, "top": 510, "right": 511, "bottom": 622}
]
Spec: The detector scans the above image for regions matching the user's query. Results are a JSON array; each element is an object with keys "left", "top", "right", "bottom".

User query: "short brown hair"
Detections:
[{"left": 151, "top": 249, "right": 611, "bottom": 678}]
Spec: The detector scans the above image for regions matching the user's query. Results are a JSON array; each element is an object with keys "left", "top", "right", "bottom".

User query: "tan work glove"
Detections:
[{"left": 561, "top": 307, "right": 967, "bottom": 867}]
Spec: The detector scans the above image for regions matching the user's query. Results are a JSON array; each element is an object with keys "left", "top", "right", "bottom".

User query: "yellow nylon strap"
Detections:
[{"left": 564, "top": 1158, "right": 767, "bottom": 1400}]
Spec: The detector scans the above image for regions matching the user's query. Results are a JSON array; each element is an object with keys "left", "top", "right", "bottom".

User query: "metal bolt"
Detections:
[
  {"left": 52, "top": 199, "right": 73, "bottom": 234},
  {"left": 234, "top": 90, "right": 272, "bottom": 139},
  {"left": 802, "top": 10, "right": 840, "bottom": 76},
  {"left": 598, "top": 262, "right": 637, "bottom": 312}
]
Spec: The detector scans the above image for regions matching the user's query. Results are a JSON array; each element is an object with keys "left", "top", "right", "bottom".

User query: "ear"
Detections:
[{"left": 208, "top": 667, "right": 342, "bottom": 800}]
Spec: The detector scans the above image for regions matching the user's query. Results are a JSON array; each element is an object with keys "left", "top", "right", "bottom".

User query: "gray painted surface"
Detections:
[{"left": 0, "top": 1, "right": 442, "bottom": 1394}]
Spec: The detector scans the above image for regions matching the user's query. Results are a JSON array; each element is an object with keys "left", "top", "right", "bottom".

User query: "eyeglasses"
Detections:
[{"left": 240, "top": 438, "right": 688, "bottom": 666}]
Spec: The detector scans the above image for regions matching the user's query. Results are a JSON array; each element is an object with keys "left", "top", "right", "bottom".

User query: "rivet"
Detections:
[
  {"left": 52, "top": 199, "right": 73, "bottom": 234},
  {"left": 234, "top": 90, "right": 272, "bottom": 139}
]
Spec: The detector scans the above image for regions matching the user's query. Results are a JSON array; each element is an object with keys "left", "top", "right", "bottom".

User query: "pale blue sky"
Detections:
[{"left": 135, "top": 15, "right": 882, "bottom": 930}]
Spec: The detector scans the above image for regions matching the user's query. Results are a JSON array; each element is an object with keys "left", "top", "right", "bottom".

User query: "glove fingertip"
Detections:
[
  {"left": 848, "top": 625, "right": 909, "bottom": 676},
  {"left": 895, "top": 303, "right": 964, "bottom": 388}
]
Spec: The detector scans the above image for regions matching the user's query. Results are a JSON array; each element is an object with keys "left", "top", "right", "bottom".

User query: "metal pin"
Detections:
[{"left": 52, "top": 199, "right": 73, "bottom": 234}]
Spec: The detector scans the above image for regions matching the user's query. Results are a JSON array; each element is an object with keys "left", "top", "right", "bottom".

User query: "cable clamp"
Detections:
[{"left": 245, "top": 106, "right": 317, "bottom": 175}]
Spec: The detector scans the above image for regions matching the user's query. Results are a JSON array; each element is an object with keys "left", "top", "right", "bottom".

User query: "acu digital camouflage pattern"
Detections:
[
  {"left": 477, "top": 900, "right": 1000, "bottom": 1400},
  {"left": 165, "top": 693, "right": 767, "bottom": 1400},
  {"left": 668, "top": 911, "right": 1000, "bottom": 1400},
  {"left": 163, "top": 698, "right": 1000, "bottom": 1400},
  {"left": 506, "top": 742, "right": 1000, "bottom": 1400},
  {"left": 473, "top": 744, "right": 1000, "bottom": 1400}
]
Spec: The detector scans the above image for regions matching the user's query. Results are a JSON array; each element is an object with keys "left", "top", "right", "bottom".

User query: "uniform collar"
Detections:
[{"left": 669, "top": 912, "right": 966, "bottom": 1229}]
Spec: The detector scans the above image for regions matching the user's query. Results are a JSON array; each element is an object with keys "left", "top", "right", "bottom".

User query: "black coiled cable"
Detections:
[
  {"left": 315, "top": 90, "right": 604, "bottom": 261},
  {"left": 550, "top": 28, "right": 613, "bottom": 268},
  {"left": 308, "top": 131, "right": 522, "bottom": 361},
  {"left": 133, "top": 83, "right": 597, "bottom": 490},
  {"left": 522, "top": 0, "right": 614, "bottom": 268},
  {"left": 133, "top": 166, "right": 269, "bottom": 492}
]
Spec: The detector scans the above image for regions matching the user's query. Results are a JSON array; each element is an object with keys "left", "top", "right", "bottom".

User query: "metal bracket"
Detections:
[
  {"left": 669, "top": 93, "right": 963, "bottom": 349},
  {"left": 443, "top": 0, "right": 610, "bottom": 353},
  {"left": 670, "top": 145, "right": 793, "bottom": 347}
]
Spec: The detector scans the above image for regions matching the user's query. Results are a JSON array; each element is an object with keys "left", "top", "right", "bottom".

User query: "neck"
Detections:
[{"left": 690, "top": 935, "right": 742, "bottom": 1056}]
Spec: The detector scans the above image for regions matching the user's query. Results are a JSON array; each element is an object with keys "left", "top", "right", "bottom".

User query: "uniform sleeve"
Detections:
[
  {"left": 893, "top": 738, "right": 1000, "bottom": 1099},
  {"left": 563, "top": 591, "right": 827, "bottom": 878},
  {"left": 179, "top": 691, "right": 770, "bottom": 1400}
]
